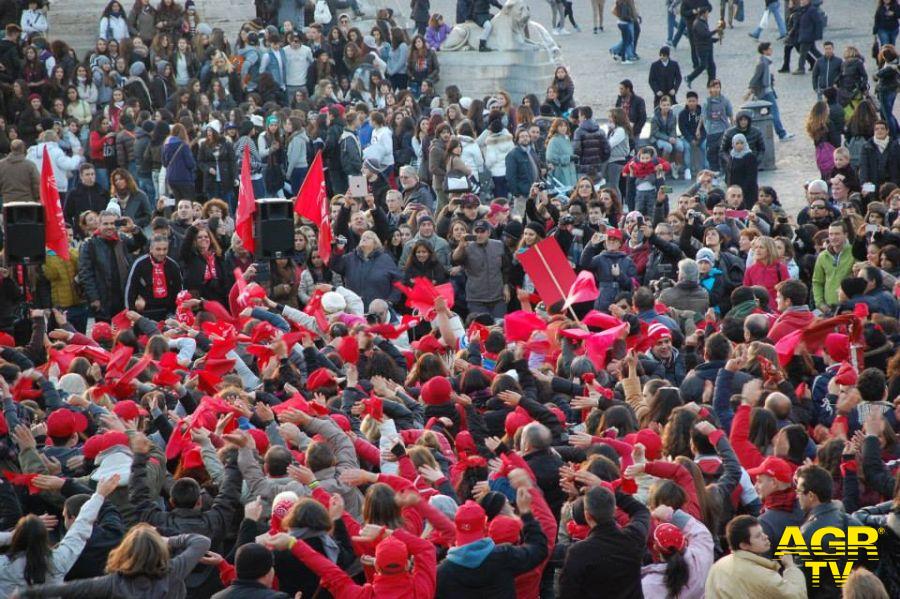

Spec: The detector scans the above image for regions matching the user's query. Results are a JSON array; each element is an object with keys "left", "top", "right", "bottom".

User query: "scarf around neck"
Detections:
[
  {"left": 152, "top": 258, "right": 168, "bottom": 299},
  {"left": 762, "top": 487, "right": 797, "bottom": 513}
]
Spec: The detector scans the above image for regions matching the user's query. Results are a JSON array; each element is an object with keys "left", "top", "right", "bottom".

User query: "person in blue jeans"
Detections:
[
  {"left": 749, "top": 0, "right": 787, "bottom": 39},
  {"left": 874, "top": 0, "right": 900, "bottom": 48},
  {"left": 611, "top": 0, "right": 639, "bottom": 62},
  {"left": 748, "top": 42, "right": 794, "bottom": 140},
  {"left": 875, "top": 45, "right": 900, "bottom": 136}
]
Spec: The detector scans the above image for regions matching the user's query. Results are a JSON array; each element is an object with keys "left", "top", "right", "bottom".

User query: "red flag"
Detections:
[
  {"left": 393, "top": 277, "right": 455, "bottom": 314},
  {"left": 40, "top": 147, "right": 69, "bottom": 260},
  {"left": 585, "top": 323, "right": 629, "bottom": 370},
  {"left": 563, "top": 270, "right": 600, "bottom": 310},
  {"left": 517, "top": 237, "right": 577, "bottom": 307},
  {"left": 294, "top": 151, "right": 332, "bottom": 263},
  {"left": 236, "top": 144, "right": 257, "bottom": 254},
  {"left": 503, "top": 310, "right": 547, "bottom": 342}
]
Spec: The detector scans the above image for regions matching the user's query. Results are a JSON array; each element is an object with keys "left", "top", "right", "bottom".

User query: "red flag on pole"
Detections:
[
  {"left": 563, "top": 270, "right": 600, "bottom": 310},
  {"left": 39, "top": 147, "right": 69, "bottom": 260},
  {"left": 235, "top": 144, "right": 257, "bottom": 254},
  {"left": 294, "top": 151, "right": 332, "bottom": 263},
  {"left": 517, "top": 237, "right": 577, "bottom": 307}
]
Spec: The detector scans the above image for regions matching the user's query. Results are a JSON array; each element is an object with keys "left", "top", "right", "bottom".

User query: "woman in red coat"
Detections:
[{"left": 743, "top": 236, "right": 790, "bottom": 310}]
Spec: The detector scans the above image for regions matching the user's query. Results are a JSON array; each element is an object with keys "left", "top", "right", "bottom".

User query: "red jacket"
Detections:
[
  {"left": 643, "top": 460, "right": 702, "bottom": 522},
  {"left": 743, "top": 261, "right": 789, "bottom": 310},
  {"left": 290, "top": 528, "right": 436, "bottom": 599},
  {"left": 769, "top": 309, "right": 815, "bottom": 342},
  {"left": 514, "top": 486, "right": 558, "bottom": 599}
]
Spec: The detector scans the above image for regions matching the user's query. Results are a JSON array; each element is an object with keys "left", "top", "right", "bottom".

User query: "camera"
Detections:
[
  {"left": 635, "top": 215, "right": 644, "bottom": 227},
  {"left": 114, "top": 218, "right": 128, "bottom": 227}
]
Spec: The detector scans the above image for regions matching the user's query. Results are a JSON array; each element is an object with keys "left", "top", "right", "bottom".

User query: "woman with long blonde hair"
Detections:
[{"left": 743, "top": 235, "right": 789, "bottom": 309}]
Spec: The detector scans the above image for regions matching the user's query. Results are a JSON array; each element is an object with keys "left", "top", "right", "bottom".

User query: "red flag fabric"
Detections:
[
  {"left": 582, "top": 310, "right": 625, "bottom": 330},
  {"left": 40, "top": 147, "right": 69, "bottom": 260},
  {"left": 585, "top": 323, "right": 629, "bottom": 370},
  {"left": 236, "top": 144, "right": 257, "bottom": 254},
  {"left": 563, "top": 270, "right": 599, "bottom": 310},
  {"left": 294, "top": 151, "right": 332, "bottom": 263},
  {"left": 393, "top": 277, "right": 455, "bottom": 314},
  {"left": 517, "top": 237, "right": 577, "bottom": 307},
  {"left": 503, "top": 311, "right": 547, "bottom": 342}
]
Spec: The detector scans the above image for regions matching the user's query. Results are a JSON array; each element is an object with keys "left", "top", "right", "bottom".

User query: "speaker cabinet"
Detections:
[
  {"left": 254, "top": 199, "right": 294, "bottom": 260},
  {"left": 3, "top": 202, "right": 45, "bottom": 264}
]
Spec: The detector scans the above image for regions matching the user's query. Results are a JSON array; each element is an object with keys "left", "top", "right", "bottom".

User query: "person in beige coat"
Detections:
[{"left": 705, "top": 515, "right": 808, "bottom": 598}]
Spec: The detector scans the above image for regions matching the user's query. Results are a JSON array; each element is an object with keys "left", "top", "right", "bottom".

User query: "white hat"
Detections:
[
  {"left": 59, "top": 373, "right": 87, "bottom": 397},
  {"left": 207, "top": 119, "right": 222, "bottom": 134},
  {"left": 459, "top": 97, "right": 472, "bottom": 111},
  {"left": 250, "top": 114, "right": 264, "bottom": 128},
  {"left": 322, "top": 291, "right": 347, "bottom": 314}
]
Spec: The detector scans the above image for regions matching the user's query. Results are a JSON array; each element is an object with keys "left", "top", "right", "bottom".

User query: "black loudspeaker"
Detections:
[
  {"left": 254, "top": 199, "right": 294, "bottom": 260},
  {"left": 3, "top": 202, "right": 46, "bottom": 264}
]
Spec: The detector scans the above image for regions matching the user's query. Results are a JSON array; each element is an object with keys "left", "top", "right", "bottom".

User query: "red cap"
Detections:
[
  {"left": 652, "top": 523, "right": 687, "bottom": 555},
  {"left": 747, "top": 456, "right": 794, "bottom": 484},
  {"left": 306, "top": 368, "right": 337, "bottom": 391},
  {"left": 102, "top": 431, "right": 130, "bottom": 452},
  {"left": 46, "top": 409, "right": 88, "bottom": 439},
  {"left": 412, "top": 334, "right": 444, "bottom": 354},
  {"left": 375, "top": 535, "right": 409, "bottom": 574},
  {"left": 82, "top": 434, "right": 106, "bottom": 460},
  {"left": 0, "top": 332, "right": 15, "bottom": 347},
  {"left": 454, "top": 500, "right": 488, "bottom": 545},
  {"left": 247, "top": 428, "right": 270, "bottom": 454},
  {"left": 420, "top": 376, "right": 452, "bottom": 406},
  {"left": 112, "top": 400, "right": 148, "bottom": 421},
  {"left": 337, "top": 335, "right": 360, "bottom": 365},
  {"left": 824, "top": 333, "right": 849, "bottom": 363},
  {"left": 331, "top": 413, "right": 351, "bottom": 432},
  {"left": 647, "top": 322, "right": 672, "bottom": 345},
  {"left": 91, "top": 322, "right": 114, "bottom": 343},
  {"left": 606, "top": 228, "right": 623, "bottom": 241},
  {"left": 504, "top": 406, "right": 533, "bottom": 438},
  {"left": 488, "top": 515, "right": 523, "bottom": 544}
]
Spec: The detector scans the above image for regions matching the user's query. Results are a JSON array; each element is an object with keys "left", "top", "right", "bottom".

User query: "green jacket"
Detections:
[{"left": 812, "top": 243, "right": 854, "bottom": 309}]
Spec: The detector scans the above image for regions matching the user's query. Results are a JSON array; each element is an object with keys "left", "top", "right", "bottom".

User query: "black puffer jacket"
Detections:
[
  {"left": 572, "top": 118, "right": 611, "bottom": 175},
  {"left": 78, "top": 230, "right": 146, "bottom": 318},
  {"left": 720, "top": 111, "right": 766, "bottom": 163}
]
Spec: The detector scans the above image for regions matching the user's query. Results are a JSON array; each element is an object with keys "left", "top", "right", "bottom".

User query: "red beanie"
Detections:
[
  {"left": 247, "top": 428, "right": 270, "bottom": 454},
  {"left": 504, "top": 406, "right": 533, "bottom": 438},
  {"left": 421, "top": 376, "right": 452, "bottom": 406},
  {"left": 488, "top": 515, "right": 523, "bottom": 544}
]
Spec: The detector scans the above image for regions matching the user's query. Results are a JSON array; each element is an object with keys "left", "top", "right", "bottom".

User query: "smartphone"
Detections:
[
  {"left": 163, "top": 196, "right": 176, "bottom": 208},
  {"left": 348, "top": 175, "right": 367, "bottom": 198},
  {"left": 661, "top": 185, "right": 674, "bottom": 194},
  {"left": 465, "top": 233, "right": 476, "bottom": 242},
  {"left": 114, "top": 218, "right": 128, "bottom": 227},
  {"left": 866, "top": 224, "right": 878, "bottom": 235},
  {"left": 862, "top": 183, "right": 877, "bottom": 194}
]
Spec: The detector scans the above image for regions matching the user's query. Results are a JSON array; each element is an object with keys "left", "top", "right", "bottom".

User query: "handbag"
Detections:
[
  {"left": 814, "top": 141, "right": 836, "bottom": 177},
  {"left": 314, "top": 0, "right": 332, "bottom": 24}
]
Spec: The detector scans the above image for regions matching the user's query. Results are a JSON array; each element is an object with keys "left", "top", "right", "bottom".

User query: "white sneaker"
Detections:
[
  {"left": 781, "top": 132, "right": 796, "bottom": 141},
  {"left": 684, "top": 168, "right": 692, "bottom": 181},
  {"left": 558, "top": 28, "right": 571, "bottom": 35},
  {"left": 552, "top": 27, "right": 562, "bottom": 35},
  {"left": 622, "top": 59, "right": 635, "bottom": 64}
]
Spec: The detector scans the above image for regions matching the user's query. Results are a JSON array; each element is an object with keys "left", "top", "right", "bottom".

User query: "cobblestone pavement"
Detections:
[{"left": 428, "top": 0, "right": 887, "bottom": 214}]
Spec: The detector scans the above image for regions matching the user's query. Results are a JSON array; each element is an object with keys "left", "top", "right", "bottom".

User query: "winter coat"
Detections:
[
  {"left": 545, "top": 134, "right": 577, "bottom": 188},
  {"left": 400, "top": 233, "right": 451, "bottom": 269},
  {"left": 26, "top": 141, "right": 83, "bottom": 194},
  {"left": 705, "top": 550, "right": 807, "bottom": 598},
  {"left": 641, "top": 511, "right": 714, "bottom": 599},
  {"left": 458, "top": 135, "right": 485, "bottom": 180},
  {"left": 650, "top": 108, "right": 679, "bottom": 144},
  {"left": 798, "top": 502, "right": 862, "bottom": 597},
  {"left": 505, "top": 145, "right": 537, "bottom": 197},
  {"left": 0, "top": 152, "right": 40, "bottom": 203},
  {"left": 212, "top": 580, "right": 291, "bottom": 599},
  {"left": 580, "top": 245, "right": 638, "bottom": 311},
  {"left": 436, "top": 512, "right": 548, "bottom": 599},
  {"left": 99, "top": 14, "right": 130, "bottom": 41},
  {"left": 558, "top": 493, "right": 650, "bottom": 599},
  {"left": 125, "top": 254, "right": 184, "bottom": 319},
  {"left": 198, "top": 140, "right": 236, "bottom": 197},
  {"left": 64, "top": 182, "right": 108, "bottom": 233},
  {"left": 0, "top": 493, "right": 105, "bottom": 597},
  {"left": 659, "top": 280, "right": 709, "bottom": 314},
  {"left": 720, "top": 112, "right": 766, "bottom": 162},
  {"left": 108, "top": 190, "right": 154, "bottom": 229},
  {"left": 452, "top": 239, "right": 508, "bottom": 304},
  {"left": 42, "top": 249, "right": 82, "bottom": 309},
  {"left": 78, "top": 231, "right": 145, "bottom": 316},
  {"left": 769, "top": 308, "right": 815, "bottom": 341},
  {"left": 838, "top": 57, "right": 868, "bottom": 97},
  {"left": 644, "top": 233, "right": 684, "bottom": 284},
  {"left": 329, "top": 248, "right": 403, "bottom": 308},
  {"left": 699, "top": 267, "right": 728, "bottom": 312},
  {"left": 725, "top": 152, "right": 759, "bottom": 210},
  {"left": 796, "top": 4, "right": 825, "bottom": 43},
  {"left": 573, "top": 118, "right": 611, "bottom": 175},
  {"left": 18, "top": 534, "right": 211, "bottom": 599},
  {"left": 812, "top": 55, "right": 843, "bottom": 93},
  {"left": 854, "top": 504, "right": 900, "bottom": 597},
  {"left": 162, "top": 136, "right": 197, "bottom": 185},
  {"left": 648, "top": 59, "right": 682, "bottom": 101},
  {"left": 482, "top": 131, "right": 515, "bottom": 177},
  {"left": 758, "top": 499, "right": 805, "bottom": 560},
  {"left": 859, "top": 138, "right": 900, "bottom": 188}
]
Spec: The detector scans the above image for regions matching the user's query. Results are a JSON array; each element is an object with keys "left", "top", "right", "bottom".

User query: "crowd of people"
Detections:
[{"left": 0, "top": 0, "right": 897, "bottom": 598}]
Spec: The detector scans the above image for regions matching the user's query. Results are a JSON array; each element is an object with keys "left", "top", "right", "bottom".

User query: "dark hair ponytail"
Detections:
[
  {"left": 11, "top": 516, "right": 51, "bottom": 585},
  {"left": 663, "top": 550, "right": 690, "bottom": 598}
]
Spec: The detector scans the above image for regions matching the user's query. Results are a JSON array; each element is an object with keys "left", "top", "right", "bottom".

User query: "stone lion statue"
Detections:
[{"left": 441, "top": 0, "right": 562, "bottom": 63}]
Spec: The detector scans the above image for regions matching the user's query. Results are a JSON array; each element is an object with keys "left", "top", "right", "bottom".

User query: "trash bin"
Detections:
[{"left": 740, "top": 100, "right": 776, "bottom": 171}]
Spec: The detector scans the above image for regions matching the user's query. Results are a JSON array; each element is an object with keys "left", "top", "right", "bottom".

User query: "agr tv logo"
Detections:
[{"left": 774, "top": 526, "right": 880, "bottom": 587}]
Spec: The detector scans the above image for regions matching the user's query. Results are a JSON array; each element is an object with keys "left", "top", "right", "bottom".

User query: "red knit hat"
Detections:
[
  {"left": 624, "top": 429, "right": 663, "bottom": 460},
  {"left": 91, "top": 322, "right": 114, "bottom": 343},
  {"left": 504, "top": 406, "right": 533, "bottom": 438},
  {"left": 307, "top": 368, "right": 337, "bottom": 391},
  {"left": 824, "top": 333, "right": 849, "bottom": 362},
  {"left": 46, "top": 409, "right": 88, "bottom": 440},
  {"left": 488, "top": 515, "right": 523, "bottom": 544},
  {"left": 247, "top": 428, "right": 270, "bottom": 454},
  {"left": 652, "top": 523, "right": 686, "bottom": 555},
  {"left": 420, "top": 376, "right": 452, "bottom": 406},
  {"left": 834, "top": 362, "right": 858, "bottom": 386}
]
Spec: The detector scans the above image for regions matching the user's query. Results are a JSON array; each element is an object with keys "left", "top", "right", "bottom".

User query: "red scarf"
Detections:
[
  {"left": 203, "top": 253, "right": 217, "bottom": 282},
  {"left": 152, "top": 259, "right": 168, "bottom": 299},
  {"left": 762, "top": 487, "right": 797, "bottom": 513}
]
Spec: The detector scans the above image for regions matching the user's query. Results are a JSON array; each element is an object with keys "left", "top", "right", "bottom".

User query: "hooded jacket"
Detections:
[
  {"left": 720, "top": 111, "right": 766, "bottom": 163},
  {"left": 573, "top": 118, "right": 611, "bottom": 172},
  {"left": 26, "top": 141, "right": 84, "bottom": 194},
  {"left": 641, "top": 511, "right": 714, "bottom": 599},
  {"left": 436, "top": 512, "right": 548, "bottom": 598},
  {"left": 580, "top": 244, "right": 638, "bottom": 311}
]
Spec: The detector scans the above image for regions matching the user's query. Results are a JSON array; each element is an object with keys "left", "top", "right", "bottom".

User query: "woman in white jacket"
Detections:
[
  {"left": 0, "top": 475, "right": 119, "bottom": 597},
  {"left": 481, "top": 119, "right": 515, "bottom": 198},
  {"left": 27, "top": 131, "right": 85, "bottom": 194},
  {"left": 457, "top": 120, "right": 485, "bottom": 184},
  {"left": 99, "top": 1, "right": 131, "bottom": 42},
  {"left": 362, "top": 112, "right": 395, "bottom": 172},
  {"left": 20, "top": 1, "right": 49, "bottom": 39},
  {"left": 641, "top": 506, "right": 715, "bottom": 599}
]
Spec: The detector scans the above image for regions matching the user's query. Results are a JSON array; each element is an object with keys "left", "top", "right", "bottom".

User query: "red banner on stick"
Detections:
[{"left": 517, "top": 237, "right": 577, "bottom": 307}]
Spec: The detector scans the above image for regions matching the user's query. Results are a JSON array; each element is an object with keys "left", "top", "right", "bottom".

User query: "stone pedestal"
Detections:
[{"left": 434, "top": 47, "right": 555, "bottom": 101}]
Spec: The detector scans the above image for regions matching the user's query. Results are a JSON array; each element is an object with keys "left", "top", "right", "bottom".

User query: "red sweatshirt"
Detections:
[
  {"left": 643, "top": 460, "right": 702, "bottom": 522},
  {"left": 514, "top": 486, "right": 558, "bottom": 599},
  {"left": 729, "top": 404, "right": 765, "bottom": 470}
]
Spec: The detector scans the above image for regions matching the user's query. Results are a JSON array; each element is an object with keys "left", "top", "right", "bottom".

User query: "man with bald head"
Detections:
[
  {"left": 0, "top": 139, "right": 40, "bottom": 203},
  {"left": 743, "top": 313, "right": 771, "bottom": 343}
]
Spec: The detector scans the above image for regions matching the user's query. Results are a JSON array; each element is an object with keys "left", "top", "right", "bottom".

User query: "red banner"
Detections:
[
  {"left": 517, "top": 237, "right": 576, "bottom": 307},
  {"left": 40, "top": 148, "right": 69, "bottom": 260}
]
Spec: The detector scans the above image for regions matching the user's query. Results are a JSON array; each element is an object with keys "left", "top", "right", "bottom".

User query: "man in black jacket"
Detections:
[
  {"left": 615, "top": 81, "right": 647, "bottom": 145},
  {"left": 124, "top": 235, "right": 184, "bottom": 321},
  {"left": 648, "top": 46, "right": 683, "bottom": 106},
  {"left": 680, "top": 0, "right": 713, "bottom": 68},
  {"left": 685, "top": 7, "right": 720, "bottom": 89},
  {"left": 130, "top": 432, "right": 244, "bottom": 597},
  {"left": 64, "top": 163, "right": 109, "bottom": 237},
  {"left": 558, "top": 485, "right": 650, "bottom": 599},
  {"left": 436, "top": 487, "right": 548, "bottom": 598},
  {"left": 0, "top": 23, "right": 21, "bottom": 84},
  {"left": 62, "top": 487, "right": 126, "bottom": 580}
]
